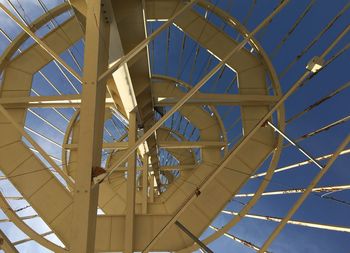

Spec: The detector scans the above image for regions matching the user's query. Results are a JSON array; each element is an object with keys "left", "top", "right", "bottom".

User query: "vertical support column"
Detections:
[
  {"left": 70, "top": 0, "right": 108, "bottom": 252},
  {"left": 125, "top": 111, "right": 137, "bottom": 253},
  {"left": 142, "top": 155, "right": 148, "bottom": 214},
  {"left": 149, "top": 172, "right": 155, "bottom": 203}
]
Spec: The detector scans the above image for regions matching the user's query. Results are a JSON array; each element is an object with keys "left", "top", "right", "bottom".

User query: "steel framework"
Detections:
[{"left": 0, "top": 0, "right": 349, "bottom": 252}]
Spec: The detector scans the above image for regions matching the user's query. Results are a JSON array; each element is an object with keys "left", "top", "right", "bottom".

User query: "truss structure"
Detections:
[{"left": 0, "top": 0, "right": 349, "bottom": 252}]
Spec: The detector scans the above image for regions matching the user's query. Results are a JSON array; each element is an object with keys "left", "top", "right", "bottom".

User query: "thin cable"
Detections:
[
  {"left": 282, "top": 115, "right": 350, "bottom": 150},
  {"left": 271, "top": 0, "right": 316, "bottom": 59},
  {"left": 255, "top": 0, "right": 285, "bottom": 40},
  {"left": 279, "top": 2, "right": 350, "bottom": 78},
  {"left": 202, "top": 159, "right": 350, "bottom": 208},
  {"left": 293, "top": 115, "right": 350, "bottom": 143},
  {"left": 287, "top": 81, "right": 350, "bottom": 123}
]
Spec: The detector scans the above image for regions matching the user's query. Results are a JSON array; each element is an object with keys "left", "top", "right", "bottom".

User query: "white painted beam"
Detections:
[
  {"left": 251, "top": 148, "right": 350, "bottom": 179},
  {"left": 154, "top": 94, "right": 279, "bottom": 106},
  {"left": 210, "top": 225, "right": 267, "bottom": 252},
  {"left": 64, "top": 141, "right": 224, "bottom": 150},
  {"left": 158, "top": 141, "right": 225, "bottom": 149},
  {"left": 0, "top": 96, "right": 114, "bottom": 108},
  {"left": 235, "top": 184, "right": 350, "bottom": 197},
  {"left": 222, "top": 210, "right": 350, "bottom": 233}
]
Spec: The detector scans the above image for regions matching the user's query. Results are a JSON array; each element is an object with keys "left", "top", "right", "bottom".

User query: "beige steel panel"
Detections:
[
  {"left": 96, "top": 126, "right": 196, "bottom": 215},
  {"left": 178, "top": 135, "right": 284, "bottom": 252},
  {"left": 0, "top": 103, "right": 72, "bottom": 185},
  {"left": 0, "top": 3, "right": 81, "bottom": 82},
  {"left": 145, "top": 0, "right": 182, "bottom": 20},
  {"left": 0, "top": 12, "right": 83, "bottom": 249},
  {"left": 94, "top": 215, "right": 191, "bottom": 252},
  {"left": 0, "top": 68, "right": 32, "bottom": 99},
  {"left": 106, "top": 0, "right": 137, "bottom": 118},
  {"left": 0, "top": 142, "right": 72, "bottom": 247},
  {"left": 0, "top": 3, "right": 71, "bottom": 71},
  {"left": 8, "top": 18, "right": 82, "bottom": 75},
  {"left": 110, "top": 0, "right": 152, "bottom": 123},
  {"left": 110, "top": 0, "right": 162, "bottom": 188}
]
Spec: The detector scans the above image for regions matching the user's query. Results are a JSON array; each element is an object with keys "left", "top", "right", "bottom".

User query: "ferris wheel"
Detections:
[{"left": 0, "top": 0, "right": 349, "bottom": 252}]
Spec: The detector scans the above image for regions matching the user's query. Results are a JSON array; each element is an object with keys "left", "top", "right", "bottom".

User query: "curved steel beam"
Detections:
[
  {"left": 0, "top": 192, "right": 67, "bottom": 253},
  {"left": 0, "top": 3, "right": 82, "bottom": 83},
  {"left": 151, "top": 74, "right": 228, "bottom": 145},
  {"left": 258, "top": 134, "right": 350, "bottom": 252},
  {"left": 0, "top": 229, "right": 19, "bottom": 253},
  {"left": 0, "top": 104, "right": 73, "bottom": 187},
  {"left": 0, "top": 2, "right": 71, "bottom": 71},
  {"left": 235, "top": 184, "right": 350, "bottom": 198},
  {"left": 210, "top": 226, "right": 269, "bottom": 252},
  {"left": 177, "top": 135, "right": 283, "bottom": 253},
  {"left": 174, "top": 0, "right": 285, "bottom": 249},
  {"left": 141, "top": 3, "right": 290, "bottom": 251}
]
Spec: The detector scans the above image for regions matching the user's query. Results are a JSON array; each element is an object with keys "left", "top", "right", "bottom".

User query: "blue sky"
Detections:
[{"left": 0, "top": 0, "right": 349, "bottom": 252}]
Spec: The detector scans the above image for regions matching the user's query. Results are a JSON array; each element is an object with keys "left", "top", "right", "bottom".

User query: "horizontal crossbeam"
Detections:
[
  {"left": 64, "top": 141, "right": 224, "bottom": 150},
  {"left": 0, "top": 96, "right": 114, "bottom": 108},
  {"left": 154, "top": 94, "right": 279, "bottom": 106}
]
